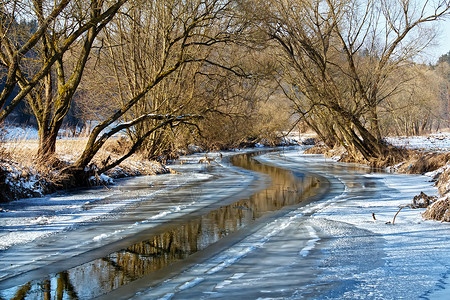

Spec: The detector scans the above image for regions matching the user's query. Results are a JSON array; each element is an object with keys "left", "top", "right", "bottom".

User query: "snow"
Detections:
[
  {"left": 1, "top": 126, "right": 87, "bottom": 141},
  {"left": 1, "top": 126, "right": 39, "bottom": 141},
  {"left": 178, "top": 277, "right": 205, "bottom": 290},
  {"left": 88, "top": 173, "right": 114, "bottom": 185},
  {"left": 2, "top": 137, "right": 450, "bottom": 298},
  {"left": 132, "top": 150, "right": 450, "bottom": 299},
  {"left": 0, "top": 158, "right": 58, "bottom": 198},
  {"left": 384, "top": 132, "right": 450, "bottom": 152},
  {"left": 299, "top": 226, "right": 320, "bottom": 257}
]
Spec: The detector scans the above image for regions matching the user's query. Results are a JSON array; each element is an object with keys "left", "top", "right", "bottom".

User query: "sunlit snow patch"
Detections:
[{"left": 299, "top": 226, "right": 320, "bottom": 257}]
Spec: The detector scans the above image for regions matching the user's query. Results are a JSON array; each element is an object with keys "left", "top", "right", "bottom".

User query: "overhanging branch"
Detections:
[{"left": 98, "top": 114, "right": 203, "bottom": 174}]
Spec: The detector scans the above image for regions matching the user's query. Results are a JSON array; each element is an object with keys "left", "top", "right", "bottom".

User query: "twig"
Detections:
[{"left": 392, "top": 205, "right": 410, "bottom": 225}]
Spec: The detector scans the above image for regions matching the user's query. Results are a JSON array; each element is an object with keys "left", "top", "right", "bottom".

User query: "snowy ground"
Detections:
[
  {"left": 286, "top": 130, "right": 450, "bottom": 153},
  {"left": 1, "top": 126, "right": 40, "bottom": 141},
  {"left": 1, "top": 125, "right": 87, "bottom": 141},
  {"left": 384, "top": 132, "right": 450, "bottom": 152}
]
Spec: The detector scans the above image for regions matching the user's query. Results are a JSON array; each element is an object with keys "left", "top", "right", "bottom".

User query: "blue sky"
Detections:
[{"left": 430, "top": 17, "right": 450, "bottom": 63}]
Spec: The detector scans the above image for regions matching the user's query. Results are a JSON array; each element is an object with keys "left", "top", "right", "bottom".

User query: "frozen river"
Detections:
[{"left": 1, "top": 148, "right": 449, "bottom": 299}]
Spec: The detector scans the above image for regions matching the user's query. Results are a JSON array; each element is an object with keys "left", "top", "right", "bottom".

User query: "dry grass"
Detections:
[
  {"left": 303, "top": 144, "right": 330, "bottom": 154},
  {"left": 304, "top": 144, "right": 409, "bottom": 168},
  {"left": 397, "top": 152, "right": 450, "bottom": 174},
  {"left": 422, "top": 197, "right": 450, "bottom": 222},
  {"left": 436, "top": 167, "right": 450, "bottom": 195},
  {"left": 305, "top": 142, "right": 450, "bottom": 175},
  {"left": 0, "top": 133, "right": 168, "bottom": 202},
  {"left": 1, "top": 137, "right": 167, "bottom": 179}
]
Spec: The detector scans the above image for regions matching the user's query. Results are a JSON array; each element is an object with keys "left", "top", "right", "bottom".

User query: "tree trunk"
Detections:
[
  {"left": 368, "top": 106, "right": 382, "bottom": 141},
  {"left": 37, "top": 123, "right": 60, "bottom": 164}
]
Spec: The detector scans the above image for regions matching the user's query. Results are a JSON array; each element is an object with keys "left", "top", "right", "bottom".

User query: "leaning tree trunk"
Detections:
[
  {"left": 368, "top": 105, "right": 382, "bottom": 141},
  {"left": 350, "top": 117, "right": 388, "bottom": 162}
]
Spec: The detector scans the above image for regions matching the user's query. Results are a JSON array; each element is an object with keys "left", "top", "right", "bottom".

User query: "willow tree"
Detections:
[
  {"left": 0, "top": 0, "right": 71, "bottom": 115},
  {"left": 86, "top": 0, "right": 212, "bottom": 160},
  {"left": 0, "top": 0, "right": 127, "bottom": 163},
  {"left": 62, "top": 0, "right": 240, "bottom": 182},
  {"left": 242, "top": 0, "right": 450, "bottom": 162}
]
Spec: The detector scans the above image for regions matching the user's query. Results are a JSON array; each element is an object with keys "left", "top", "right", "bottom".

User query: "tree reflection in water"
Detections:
[{"left": 3, "top": 152, "right": 321, "bottom": 300}]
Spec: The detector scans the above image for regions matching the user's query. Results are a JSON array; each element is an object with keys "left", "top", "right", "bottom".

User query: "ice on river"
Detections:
[
  {"left": 0, "top": 150, "right": 267, "bottom": 284},
  {"left": 132, "top": 151, "right": 450, "bottom": 299},
  {"left": 2, "top": 149, "right": 450, "bottom": 300},
  {"left": 0, "top": 171, "right": 213, "bottom": 251}
]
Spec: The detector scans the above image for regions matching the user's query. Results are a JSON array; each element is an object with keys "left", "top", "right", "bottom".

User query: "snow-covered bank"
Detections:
[
  {"left": 0, "top": 135, "right": 170, "bottom": 202},
  {"left": 272, "top": 151, "right": 450, "bottom": 299},
  {"left": 385, "top": 132, "right": 450, "bottom": 152}
]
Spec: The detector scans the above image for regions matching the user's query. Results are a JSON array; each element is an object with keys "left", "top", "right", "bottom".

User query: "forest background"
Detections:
[{"left": 1, "top": 0, "right": 450, "bottom": 200}]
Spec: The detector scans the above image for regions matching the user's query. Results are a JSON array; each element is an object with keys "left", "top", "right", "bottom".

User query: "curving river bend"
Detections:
[{"left": 0, "top": 148, "right": 448, "bottom": 299}]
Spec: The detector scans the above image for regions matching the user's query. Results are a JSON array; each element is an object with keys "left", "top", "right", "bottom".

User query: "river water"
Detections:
[
  {"left": 1, "top": 148, "right": 446, "bottom": 299},
  {"left": 0, "top": 149, "right": 327, "bottom": 299}
]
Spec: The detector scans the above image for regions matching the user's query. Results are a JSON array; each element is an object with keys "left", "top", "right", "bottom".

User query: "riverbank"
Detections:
[
  {"left": 2, "top": 131, "right": 450, "bottom": 222},
  {"left": 0, "top": 125, "right": 308, "bottom": 203},
  {"left": 258, "top": 151, "right": 450, "bottom": 300},
  {"left": 0, "top": 137, "right": 172, "bottom": 203},
  {"left": 0, "top": 151, "right": 226, "bottom": 252},
  {"left": 304, "top": 134, "right": 450, "bottom": 222}
]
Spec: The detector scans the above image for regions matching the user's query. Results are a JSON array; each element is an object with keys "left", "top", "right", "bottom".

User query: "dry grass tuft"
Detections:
[
  {"left": 102, "top": 136, "right": 133, "bottom": 156},
  {"left": 436, "top": 167, "right": 450, "bottom": 196},
  {"left": 422, "top": 197, "right": 450, "bottom": 222},
  {"left": 304, "top": 145, "right": 329, "bottom": 154},
  {"left": 398, "top": 152, "right": 450, "bottom": 174}
]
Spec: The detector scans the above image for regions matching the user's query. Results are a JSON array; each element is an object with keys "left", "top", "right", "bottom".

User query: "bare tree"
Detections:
[
  {"left": 380, "top": 64, "right": 445, "bottom": 136},
  {"left": 0, "top": 0, "right": 71, "bottom": 113},
  {"left": 0, "top": 0, "right": 128, "bottom": 163},
  {"left": 62, "top": 0, "right": 240, "bottom": 183},
  {"left": 190, "top": 42, "right": 285, "bottom": 150},
  {"left": 95, "top": 0, "right": 208, "bottom": 159},
  {"left": 242, "top": 0, "right": 450, "bottom": 162}
]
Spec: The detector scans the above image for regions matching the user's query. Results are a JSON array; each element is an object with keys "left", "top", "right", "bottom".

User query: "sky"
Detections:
[{"left": 428, "top": 17, "right": 450, "bottom": 63}]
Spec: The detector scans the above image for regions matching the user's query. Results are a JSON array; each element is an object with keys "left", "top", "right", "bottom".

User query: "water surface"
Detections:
[{"left": 0, "top": 150, "right": 323, "bottom": 299}]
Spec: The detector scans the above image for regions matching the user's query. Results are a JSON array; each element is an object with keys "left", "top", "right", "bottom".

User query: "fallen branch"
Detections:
[{"left": 392, "top": 205, "right": 410, "bottom": 225}]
